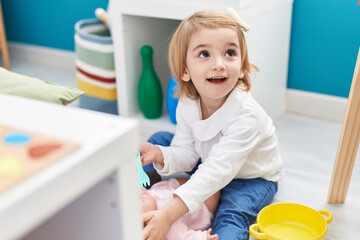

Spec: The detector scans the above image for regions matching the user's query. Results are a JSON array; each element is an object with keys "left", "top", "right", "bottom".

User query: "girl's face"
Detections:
[{"left": 183, "top": 27, "right": 244, "bottom": 106}]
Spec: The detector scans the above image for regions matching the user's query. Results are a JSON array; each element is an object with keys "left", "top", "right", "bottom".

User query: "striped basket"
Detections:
[{"left": 74, "top": 19, "right": 116, "bottom": 101}]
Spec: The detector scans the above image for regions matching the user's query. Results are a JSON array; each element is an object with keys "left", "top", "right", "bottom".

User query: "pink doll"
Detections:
[{"left": 140, "top": 177, "right": 220, "bottom": 240}]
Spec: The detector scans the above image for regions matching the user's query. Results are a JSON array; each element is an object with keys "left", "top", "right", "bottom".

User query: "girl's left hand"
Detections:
[{"left": 142, "top": 209, "right": 172, "bottom": 240}]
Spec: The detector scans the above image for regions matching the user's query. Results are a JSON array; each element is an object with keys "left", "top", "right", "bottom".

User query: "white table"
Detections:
[{"left": 0, "top": 94, "right": 142, "bottom": 240}]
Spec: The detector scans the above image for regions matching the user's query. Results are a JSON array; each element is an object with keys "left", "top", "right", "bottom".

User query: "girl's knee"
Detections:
[
  {"left": 147, "top": 131, "right": 174, "bottom": 146},
  {"left": 215, "top": 207, "right": 252, "bottom": 227},
  {"left": 213, "top": 211, "right": 251, "bottom": 240}
]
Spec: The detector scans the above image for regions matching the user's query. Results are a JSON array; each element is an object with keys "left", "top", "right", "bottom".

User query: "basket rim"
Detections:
[{"left": 75, "top": 18, "right": 113, "bottom": 45}]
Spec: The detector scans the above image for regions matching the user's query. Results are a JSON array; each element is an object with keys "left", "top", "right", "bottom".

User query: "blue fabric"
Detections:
[
  {"left": 146, "top": 131, "right": 201, "bottom": 174},
  {"left": 147, "top": 131, "right": 278, "bottom": 240},
  {"left": 213, "top": 178, "right": 278, "bottom": 240},
  {"left": 144, "top": 131, "right": 174, "bottom": 171}
]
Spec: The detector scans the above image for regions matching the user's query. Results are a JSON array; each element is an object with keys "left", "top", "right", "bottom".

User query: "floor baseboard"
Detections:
[
  {"left": 8, "top": 42, "right": 75, "bottom": 71},
  {"left": 286, "top": 89, "right": 347, "bottom": 122}
]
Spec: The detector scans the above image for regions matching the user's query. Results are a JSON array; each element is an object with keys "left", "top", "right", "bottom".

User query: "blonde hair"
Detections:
[{"left": 168, "top": 10, "right": 258, "bottom": 99}]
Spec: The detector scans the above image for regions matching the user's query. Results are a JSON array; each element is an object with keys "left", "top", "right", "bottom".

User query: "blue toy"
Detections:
[{"left": 166, "top": 76, "right": 179, "bottom": 124}]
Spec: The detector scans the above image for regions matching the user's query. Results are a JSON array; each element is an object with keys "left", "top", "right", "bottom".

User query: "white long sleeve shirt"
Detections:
[{"left": 154, "top": 88, "right": 283, "bottom": 213}]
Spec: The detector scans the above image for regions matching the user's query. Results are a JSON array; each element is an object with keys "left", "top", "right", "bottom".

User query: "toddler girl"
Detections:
[{"left": 140, "top": 9, "right": 283, "bottom": 240}]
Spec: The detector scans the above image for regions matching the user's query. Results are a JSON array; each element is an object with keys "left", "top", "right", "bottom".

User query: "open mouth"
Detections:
[{"left": 207, "top": 77, "right": 227, "bottom": 84}]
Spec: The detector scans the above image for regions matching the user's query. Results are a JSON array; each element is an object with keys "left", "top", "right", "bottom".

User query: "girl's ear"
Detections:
[
  {"left": 239, "top": 71, "right": 244, "bottom": 79},
  {"left": 182, "top": 69, "right": 191, "bottom": 82}
]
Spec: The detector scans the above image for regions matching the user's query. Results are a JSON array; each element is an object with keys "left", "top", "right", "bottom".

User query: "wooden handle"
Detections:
[
  {"left": 0, "top": 0, "right": 10, "bottom": 70},
  {"left": 95, "top": 8, "right": 108, "bottom": 26},
  {"left": 328, "top": 48, "right": 360, "bottom": 203}
]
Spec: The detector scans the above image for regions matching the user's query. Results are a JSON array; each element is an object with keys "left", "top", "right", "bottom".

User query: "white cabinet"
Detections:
[{"left": 109, "top": 0, "right": 293, "bottom": 138}]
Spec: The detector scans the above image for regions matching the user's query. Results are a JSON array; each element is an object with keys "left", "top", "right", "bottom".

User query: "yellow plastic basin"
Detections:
[{"left": 249, "top": 203, "right": 332, "bottom": 240}]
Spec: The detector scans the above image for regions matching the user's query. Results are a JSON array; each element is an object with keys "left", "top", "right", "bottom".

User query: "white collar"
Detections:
[{"left": 192, "top": 89, "right": 247, "bottom": 141}]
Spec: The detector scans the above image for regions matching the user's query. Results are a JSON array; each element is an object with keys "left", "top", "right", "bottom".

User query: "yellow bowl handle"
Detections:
[
  {"left": 318, "top": 209, "right": 333, "bottom": 224},
  {"left": 249, "top": 223, "right": 269, "bottom": 239}
]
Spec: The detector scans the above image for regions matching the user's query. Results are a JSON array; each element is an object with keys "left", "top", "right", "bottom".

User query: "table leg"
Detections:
[
  {"left": 328, "top": 48, "right": 360, "bottom": 203},
  {"left": 116, "top": 155, "right": 143, "bottom": 240}
]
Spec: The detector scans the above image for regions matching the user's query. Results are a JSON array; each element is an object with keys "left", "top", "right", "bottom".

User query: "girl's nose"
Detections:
[{"left": 212, "top": 56, "right": 225, "bottom": 71}]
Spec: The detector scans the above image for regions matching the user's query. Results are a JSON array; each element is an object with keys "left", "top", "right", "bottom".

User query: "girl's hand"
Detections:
[
  {"left": 142, "top": 210, "right": 171, "bottom": 240},
  {"left": 206, "top": 228, "right": 218, "bottom": 240},
  {"left": 139, "top": 141, "right": 164, "bottom": 167}
]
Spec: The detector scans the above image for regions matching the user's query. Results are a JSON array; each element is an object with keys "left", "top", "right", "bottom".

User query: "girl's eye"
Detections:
[
  {"left": 225, "top": 49, "right": 235, "bottom": 57},
  {"left": 199, "top": 51, "right": 209, "bottom": 58}
]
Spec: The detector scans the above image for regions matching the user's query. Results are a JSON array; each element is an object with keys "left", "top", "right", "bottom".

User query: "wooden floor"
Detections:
[{"left": 7, "top": 57, "right": 360, "bottom": 240}]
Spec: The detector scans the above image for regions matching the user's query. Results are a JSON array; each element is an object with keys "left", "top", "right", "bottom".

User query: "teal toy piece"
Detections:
[
  {"left": 137, "top": 152, "right": 150, "bottom": 187},
  {"left": 166, "top": 76, "right": 179, "bottom": 124},
  {"left": 138, "top": 45, "right": 163, "bottom": 119},
  {"left": 4, "top": 133, "right": 32, "bottom": 145}
]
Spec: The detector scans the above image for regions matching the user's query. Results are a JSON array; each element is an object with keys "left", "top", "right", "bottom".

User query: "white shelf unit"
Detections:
[{"left": 109, "top": 0, "right": 293, "bottom": 138}]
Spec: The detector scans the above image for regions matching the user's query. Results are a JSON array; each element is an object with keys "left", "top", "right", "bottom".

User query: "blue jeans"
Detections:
[
  {"left": 147, "top": 131, "right": 278, "bottom": 240},
  {"left": 213, "top": 178, "right": 278, "bottom": 240}
]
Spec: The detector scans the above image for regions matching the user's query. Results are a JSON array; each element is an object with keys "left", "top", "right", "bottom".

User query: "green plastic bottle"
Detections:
[{"left": 138, "top": 45, "right": 163, "bottom": 119}]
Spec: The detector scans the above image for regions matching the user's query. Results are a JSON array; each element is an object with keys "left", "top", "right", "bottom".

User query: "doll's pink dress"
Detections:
[{"left": 146, "top": 179, "right": 212, "bottom": 240}]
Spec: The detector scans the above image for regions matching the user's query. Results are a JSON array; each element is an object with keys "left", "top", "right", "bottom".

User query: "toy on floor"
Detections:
[
  {"left": 249, "top": 203, "right": 332, "bottom": 240},
  {"left": 0, "top": 124, "right": 79, "bottom": 194}
]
